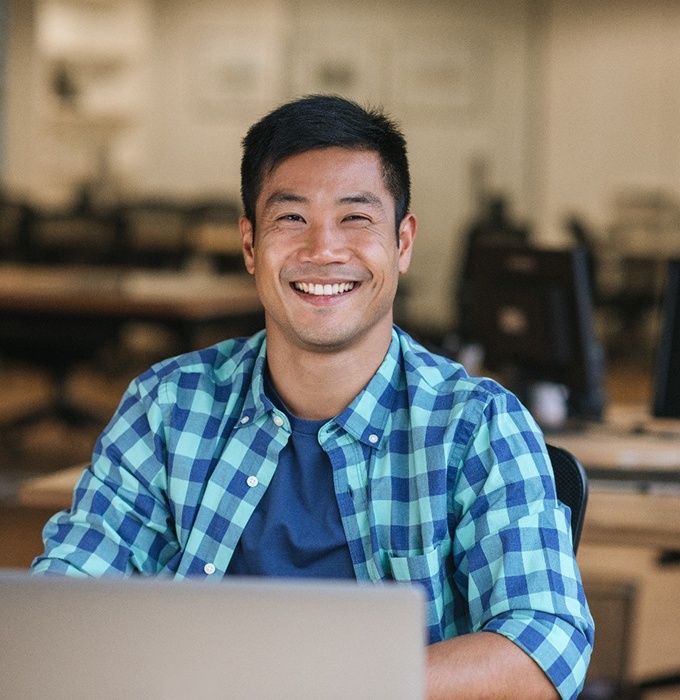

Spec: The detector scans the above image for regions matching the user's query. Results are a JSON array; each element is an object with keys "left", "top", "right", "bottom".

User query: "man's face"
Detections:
[{"left": 240, "top": 147, "right": 416, "bottom": 355}]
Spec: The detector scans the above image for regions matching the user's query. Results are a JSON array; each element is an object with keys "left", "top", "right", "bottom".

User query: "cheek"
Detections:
[
  {"left": 366, "top": 243, "right": 402, "bottom": 273},
  {"left": 253, "top": 245, "right": 291, "bottom": 279}
]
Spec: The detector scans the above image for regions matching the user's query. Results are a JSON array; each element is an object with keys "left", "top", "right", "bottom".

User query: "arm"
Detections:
[
  {"left": 427, "top": 632, "right": 559, "bottom": 700},
  {"left": 31, "top": 372, "right": 178, "bottom": 576},
  {"left": 444, "top": 387, "right": 594, "bottom": 700}
]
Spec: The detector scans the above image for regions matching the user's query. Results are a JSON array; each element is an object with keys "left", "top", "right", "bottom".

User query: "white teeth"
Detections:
[{"left": 294, "top": 282, "right": 355, "bottom": 296}]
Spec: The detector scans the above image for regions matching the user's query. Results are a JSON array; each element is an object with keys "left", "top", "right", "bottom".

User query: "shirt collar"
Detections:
[
  {"left": 234, "top": 332, "right": 274, "bottom": 428},
  {"left": 236, "top": 328, "right": 402, "bottom": 447},
  {"left": 333, "top": 328, "right": 401, "bottom": 448}
]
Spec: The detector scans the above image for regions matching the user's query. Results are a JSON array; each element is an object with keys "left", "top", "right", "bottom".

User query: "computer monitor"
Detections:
[
  {"left": 464, "top": 243, "right": 606, "bottom": 425},
  {"left": 652, "top": 259, "right": 680, "bottom": 418}
]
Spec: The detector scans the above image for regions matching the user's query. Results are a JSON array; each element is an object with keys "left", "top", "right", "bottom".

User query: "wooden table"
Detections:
[
  {"left": 581, "top": 488, "right": 680, "bottom": 550},
  {"left": 0, "top": 264, "right": 262, "bottom": 329},
  {"left": 0, "top": 264, "right": 263, "bottom": 427},
  {"left": 552, "top": 405, "right": 680, "bottom": 488},
  {"left": 18, "top": 465, "right": 85, "bottom": 510}
]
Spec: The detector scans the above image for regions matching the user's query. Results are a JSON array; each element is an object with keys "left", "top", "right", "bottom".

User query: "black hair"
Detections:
[{"left": 240, "top": 94, "right": 410, "bottom": 236}]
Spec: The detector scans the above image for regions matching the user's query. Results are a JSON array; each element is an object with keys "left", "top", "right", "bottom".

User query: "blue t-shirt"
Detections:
[{"left": 227, "top": 374, "right": 355, "bottom": 578}]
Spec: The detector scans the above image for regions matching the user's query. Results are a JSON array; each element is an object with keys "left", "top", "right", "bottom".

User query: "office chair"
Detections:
[
  {"left": 546, "top": 443, "right": 588, "bottom": 552},
  {"left": 186, "top": 199, "right": 244, "bottom": 273},
  {"left": 0, "top": 196, "right": 34, "bottom": 261},
  {"left": 117, "top": 199, "right": 192, "bottom": 269},
  {"left": 28, "top": 207, "right": 120, "bottom": 266}
]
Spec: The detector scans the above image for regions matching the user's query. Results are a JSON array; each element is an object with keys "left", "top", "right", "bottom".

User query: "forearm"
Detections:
[{"left": 426, "top": 631, "right": 560, "bottom": 700}]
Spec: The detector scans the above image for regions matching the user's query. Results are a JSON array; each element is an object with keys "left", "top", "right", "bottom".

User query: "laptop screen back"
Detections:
[{"left": 0, "top": 571, "right": 425, "bottom": 700}]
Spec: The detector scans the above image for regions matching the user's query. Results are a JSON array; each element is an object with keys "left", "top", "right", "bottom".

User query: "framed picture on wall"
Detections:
[
  {"left": 289, "top": 23, "right": 391, "bottom": 106},
  {"left": 391, "top": 28, "right": 491, "bottom": 121},
  {"left": 186, "top": 23, "right": 286, "bottom": 118}
]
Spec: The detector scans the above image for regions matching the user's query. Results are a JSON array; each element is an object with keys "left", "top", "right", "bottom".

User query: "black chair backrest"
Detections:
[{"left": 546, "top": 443, "right": 589, "bottom": 553}]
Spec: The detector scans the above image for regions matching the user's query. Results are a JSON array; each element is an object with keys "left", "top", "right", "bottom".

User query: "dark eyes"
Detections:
[{"left": 275, "top": 213, "right": 371, "bottom": 225}]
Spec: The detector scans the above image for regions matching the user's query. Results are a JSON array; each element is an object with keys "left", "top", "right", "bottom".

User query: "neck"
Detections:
[{"left": 265, "top": 327, "right": 393, "bottom": 420}]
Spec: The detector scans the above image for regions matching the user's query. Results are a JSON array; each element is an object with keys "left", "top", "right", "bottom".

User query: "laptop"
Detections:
[{"left": 0, "top": 570, "right": 425, "bottom": 699}]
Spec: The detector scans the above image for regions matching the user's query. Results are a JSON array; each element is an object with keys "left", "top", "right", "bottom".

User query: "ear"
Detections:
[
  {"left": 240, "top": 216, "right": 255, "bottom": 275},
  {"left": 397, "top": 213, "right": 417, "bottom": 274}
]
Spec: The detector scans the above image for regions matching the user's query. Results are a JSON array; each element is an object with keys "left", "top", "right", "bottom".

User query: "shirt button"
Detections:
[
  {"left": 240, "top": 416, "right": 250, "bottom": 424},
  {"left": 273, "top": 415, "right": 284, "bottom": 427},
  {"left": 204, "top": 563, "right": 216, "bottom": 575},
  {"left": 247, "top": 475, "right": 259, "bottom": 488},
  {"left": 368, "top": 434, "right": 379, "bottom": 444}
]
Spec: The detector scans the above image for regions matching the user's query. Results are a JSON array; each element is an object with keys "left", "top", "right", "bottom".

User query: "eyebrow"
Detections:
[
  {"left": 263, "top": 192, "right": 309, "bottom": 212},
  {"left": 263, "top": 190, "right": 386, "bottom": 212},
  {"left": 338, "top": 192, "right": 385, "bottom": 209}
]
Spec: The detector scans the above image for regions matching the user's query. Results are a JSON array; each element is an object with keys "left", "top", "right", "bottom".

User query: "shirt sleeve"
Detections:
[
  {"left": 450, "top": 389, "right": 594, "bottom": 700},
  {"left": 31, "top": 373, "right": 180, "bottom": 577}
]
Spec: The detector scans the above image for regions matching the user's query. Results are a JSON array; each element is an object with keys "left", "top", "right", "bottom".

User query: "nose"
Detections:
[{"left": 298, "top": 220, "right": 351, "bottom": 264}]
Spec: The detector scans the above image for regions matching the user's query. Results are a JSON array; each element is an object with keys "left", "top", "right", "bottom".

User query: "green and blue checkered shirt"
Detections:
[{"left": 33, "top": 327, "right": 593, "bottom": 699}]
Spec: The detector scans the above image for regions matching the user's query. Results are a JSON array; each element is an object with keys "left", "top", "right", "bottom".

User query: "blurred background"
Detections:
[
  {"left": 3, "top": 0, "right": 679, "bottom": 333},
  {"left": 2, "top": 2, "right": 680, "bottom": 696}
]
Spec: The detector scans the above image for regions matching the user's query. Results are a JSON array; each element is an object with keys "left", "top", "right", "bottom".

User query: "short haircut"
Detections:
[{"left": 240, "top": 94, "right": 411, "bottom": 236}]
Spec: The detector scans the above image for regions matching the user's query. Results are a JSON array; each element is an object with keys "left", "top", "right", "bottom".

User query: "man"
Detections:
[{"left": 33, "top": 95, "right": 593, "bottom": 700}]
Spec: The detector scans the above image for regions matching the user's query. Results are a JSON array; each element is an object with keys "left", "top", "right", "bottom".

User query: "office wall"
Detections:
[
  {"left": 0, "top": 0, "right": 6, "bottom": 170},
  {"left": 3, "top": 0, "right": 35, "bottom": 201},
  {"left": 536, "top": 0, "right": 680, "bottom": 245}
]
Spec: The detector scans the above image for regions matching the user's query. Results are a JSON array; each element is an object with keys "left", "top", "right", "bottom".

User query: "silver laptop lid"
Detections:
[{"left": 0, "top": 571, "right": 425, "bottom": 700}]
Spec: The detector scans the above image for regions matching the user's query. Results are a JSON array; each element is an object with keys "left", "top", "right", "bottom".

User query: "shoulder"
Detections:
[
  {"left": 131, "top": 330, "right": 266, "bottom": 403},
  {"left": 394, "top": 328, "right": 544, "bottom": 454},
  {"left": 395, "top": 327, "right": 514, "bottom": 414}
]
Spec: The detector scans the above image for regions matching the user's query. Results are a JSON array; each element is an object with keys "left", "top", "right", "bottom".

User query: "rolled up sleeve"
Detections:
[{"left": 451, "top": 390, "right": 594, "bottom": 700}]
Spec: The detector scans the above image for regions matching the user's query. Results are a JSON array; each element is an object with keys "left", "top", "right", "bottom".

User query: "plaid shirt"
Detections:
[{"left": 33, "top": 327, "right": 593, "bottom": 700}]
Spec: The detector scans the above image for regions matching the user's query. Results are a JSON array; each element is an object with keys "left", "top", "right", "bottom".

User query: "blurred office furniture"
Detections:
[
  {"left": 463, "top": 243, "right": 606, "bottom": 426},
  {"left": 554, "top": 418, "right": 680, "bottom": 699},
  {"left": 27, "top": 205, "right": 121, "bottom": 266},
  {"left": 117, "top": 199, "right": 192, "bottom": 269},
  {"left": 580, "top": 578, "right": 640, "bottom": 700},
  {"left": 456, "top": 195, "right": 529, "bottom": 342},
  {"left": 0, "top": 266, "right": 120, "bottom": 430},
  {"left": 595, "top": 190, "right": 680, "bottom": 359},
  {"left": 10, "top": 194, "right": 247, "bottom": 270},
  {"left": 580, "top": 536, "right": 680, "bottom": 700},
  {"left": 0, "top": 265, "right": 263, "bottom": 434},
  {"left": 186, "top": 199, "right": 244, "bottom": 273},
  {"left": 546, "top": 444, "right": 588, "bottom": 553},
  {"left": 0, "top": 195, "right": 34, "bottom": 262},
  {"left": 564, "top": 214, "right": 599, "bottom": 303},
  {"left": 652, "top": 259, "right": 680, "bottom": 419}
]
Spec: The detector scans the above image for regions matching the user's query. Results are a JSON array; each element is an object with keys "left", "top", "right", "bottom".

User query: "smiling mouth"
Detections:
[{"left": 293, "top": 282, "right": 356, "bottom": 296}]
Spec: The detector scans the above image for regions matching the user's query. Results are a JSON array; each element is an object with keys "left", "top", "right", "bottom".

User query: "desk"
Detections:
[
  {"left": 0, "top": 264, "right": 263, "bottom": 426},
  {"left": 551, "top": 406, "right": 680, "bottom": 489},
  {"left": 581, "top": 489, "right": 680, "bottom": 550},
  {"left": 18, "top": 464, "right": 85, "bottom": 510},
  {"left": 0, "top": 264, "right": 262, "bottom": 333},
  {"left": 551, "top": 409, "right": 680, "bottom": 547}
]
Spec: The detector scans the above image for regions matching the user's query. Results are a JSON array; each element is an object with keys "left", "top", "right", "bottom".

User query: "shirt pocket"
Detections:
[
  {"left": 387, "top": 543, "right": 445, "bottom": 643},
  {"left": 387, "top": 543, "right": 442, "bottom": 589}
]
